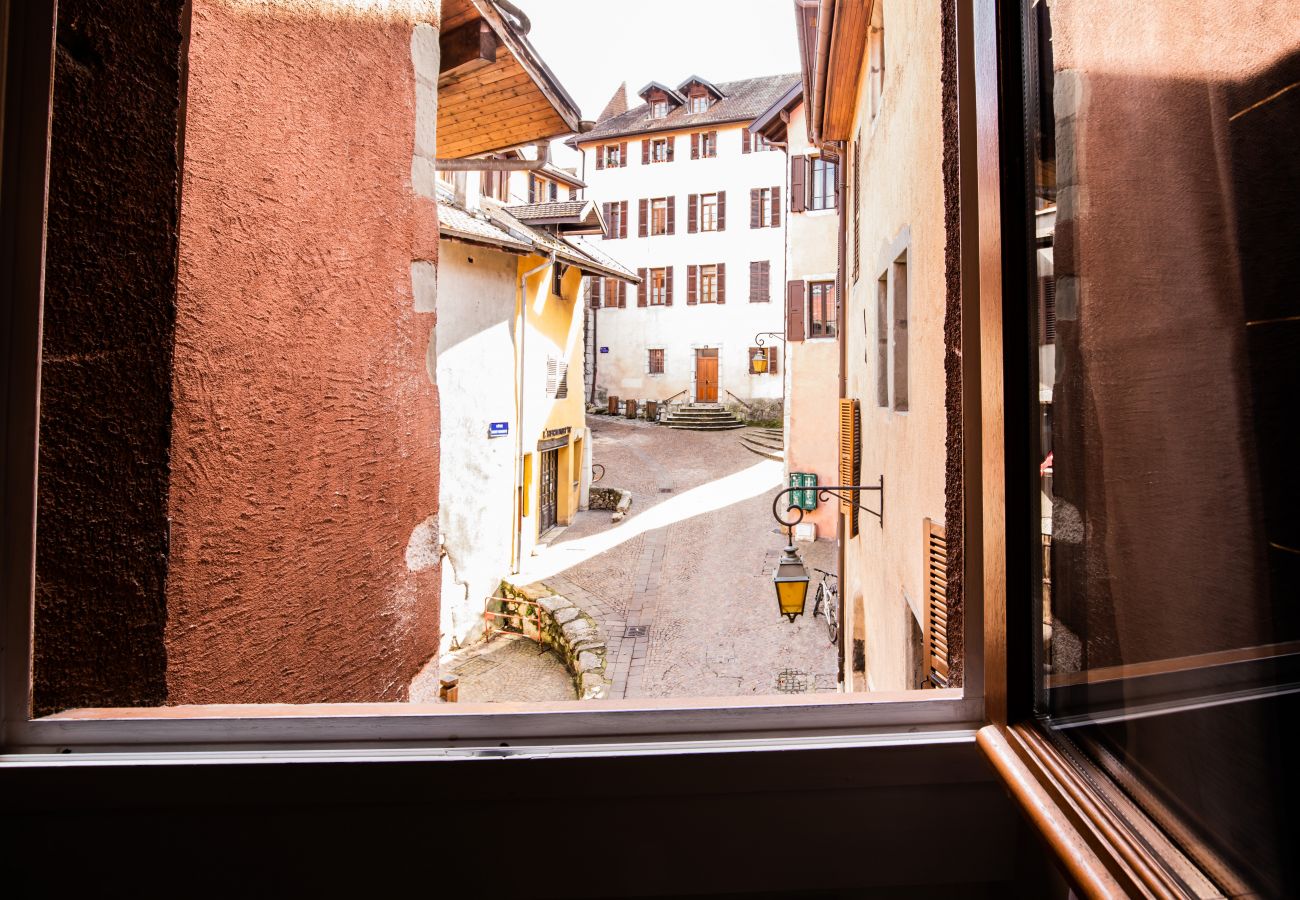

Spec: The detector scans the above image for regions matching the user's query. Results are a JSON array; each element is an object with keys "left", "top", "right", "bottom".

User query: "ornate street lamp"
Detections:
[
  {"left": 751, "top": 348, "right": 770, "bottom": 374},
  {"left": 770, "top": 477, "right": 885, "bottom": 622}
]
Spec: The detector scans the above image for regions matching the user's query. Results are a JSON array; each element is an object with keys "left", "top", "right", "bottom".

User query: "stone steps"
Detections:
[
  {"left": 739, "top": 428, "right": 785, "bottom": 460},
  {"left": 662, "top": 405, "right": 746, "bottom": 431}
]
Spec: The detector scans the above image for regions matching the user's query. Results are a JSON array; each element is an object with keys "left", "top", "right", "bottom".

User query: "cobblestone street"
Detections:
[{"left": 518, "top": 415, "right": 839, "bottom": 700}]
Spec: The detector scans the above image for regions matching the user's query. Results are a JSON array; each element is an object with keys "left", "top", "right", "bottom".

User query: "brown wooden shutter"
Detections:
[
  {"left": 771, "top": 186, "right": 781, "bottom": 227},
  {"left": 638, "top": 198, "right": 648, "bottom": 237},
  {"left": 687, "top": 265, "right": 698, "bottom": 304},
  {"left": 666, "top": 137, "right": 674, "bottom": 162},
  {"left": 665, "top": 266, "right": 674, "bottom": 306},
  {"left": 620, "top": 201, "right": 628, "bottom": 239},
  {"left": 790, "top": 156, "right": 807, "bottom": 212},
  {"left": 742, "top": 129, "right": 752, "bottom": 153},
  {"left": 839, "top": 399, "right": 862, "bottom": 535},
  {"left": 688, "top": 194, "right": 698, "bottom": 233},
  {"left": 749, "top": 261, "right": 761, "bottom": 302},
  {"left": 642, "top": 140, "right": 650, "bottom": 165},
  {"left": 767, "top": 346, "right": 779, "bottom": 375},
  {"left": 717, "top": 262, "right": 726, "bottom": 304},
  {"left": 601, "top": 202, "right": 611, "bottom": 240},
  {"left": 750, "top": 189, "right": 760, "bottom": 228},
  {"left": 596, "top": 147, "right": 605, "bottom": 170},
  {"left": 748, "top": 347, "right": 760, "bottom": 375},
  {"left": 922, "top": 519, "right": 950, "bottom": 688},
  {"left": 717, "top": 191, "right": 726, "bottom": 230},
  {"left": 761, "top": 261, "right": 771, "bottom": 301},
  {"left": 666, "top": 195, "right": 676, "bottom": 235},
  {"left": 852, "top": 132, "right": 861, "bottom": 281},
  {"left": 619, "top": 142, "right": 628, "bottom": 166},
  {"left": 691, "top": 133, "right": 699, "bottom": 159},
  {"left": 1039, "top": 276, "right": 1057, "bottom": 344},
  {"left": 619, "top": 281, "right": 627, "bottom": 307},
  {"left": 709, "top": 130, "right": 717, "bottom": 155},
  {"left": 637, "top": 268, "right": 648, "bottom": 306},
  {"left": 786, "top": 280, "right": 806, "bottom": 341}
]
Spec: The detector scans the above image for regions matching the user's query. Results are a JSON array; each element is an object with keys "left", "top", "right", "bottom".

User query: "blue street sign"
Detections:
[
  {"left": 488, "top": 422, "right": 509, "bottom": 438},
  {"left": 600, "top": 346, "right": 610, "bottom": 353}
]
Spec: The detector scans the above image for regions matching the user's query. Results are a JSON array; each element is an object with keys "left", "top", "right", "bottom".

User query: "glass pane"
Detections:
[{"left": 1027, "top": 0, "right": 1300, "bottom": 893}]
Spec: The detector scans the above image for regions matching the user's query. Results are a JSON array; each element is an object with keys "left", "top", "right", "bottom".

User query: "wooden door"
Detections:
[
  {"left": 695, "top": 352, "right": 718, "bottom": 402},
  {"left": 539, "top": 449, "right": 559, "bottom": 533}
]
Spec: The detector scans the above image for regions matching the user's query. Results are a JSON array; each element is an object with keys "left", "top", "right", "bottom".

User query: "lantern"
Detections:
[
  {"left": 752, "top": 348, "right": 769, "bottom": 374},
  {"left": 772, "top": 543, "right": 810, "bottom": 622}
]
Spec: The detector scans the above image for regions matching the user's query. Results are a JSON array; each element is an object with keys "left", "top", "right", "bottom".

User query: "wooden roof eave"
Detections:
[
  {"left": 473, "top": 0, "right": 581, "bottom": 134},
  {"left": 814, "top": 0, "right": 868, "bottom": 144}
]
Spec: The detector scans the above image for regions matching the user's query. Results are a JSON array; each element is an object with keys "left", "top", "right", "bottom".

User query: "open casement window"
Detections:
[
  {"left": 750, "top": 187, "right": 780, "bottom": 228},
  {"left": 790, "top": 155, "right": 808, "bottom": 213},
  {"left": 689, "top": 192, "right": 722, "bottom": 232}
]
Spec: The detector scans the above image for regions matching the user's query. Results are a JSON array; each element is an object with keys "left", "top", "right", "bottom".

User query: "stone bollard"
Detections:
[
  {"left": 607, "top": 395, "right": 619, "bottom": 415},
  {"left": 625, "top": 399, "right": 637, "bottom": 419},
  {"left": 645, "top": 400, "right": 658, "bottom": 421},
  {"left": 438, "top": 675, "right": 459, "bottom": 703}
]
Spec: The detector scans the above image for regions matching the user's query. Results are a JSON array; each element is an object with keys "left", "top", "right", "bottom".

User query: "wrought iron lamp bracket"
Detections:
[
  {"left": 753, "top": 331, "right": 786, "bottom": 348},
  {"left": 771, "top": 476, "right": 885, "bottom": 536}
]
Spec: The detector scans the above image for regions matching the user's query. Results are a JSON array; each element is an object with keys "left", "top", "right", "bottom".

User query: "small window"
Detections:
[
  {"left": 650, "top": 197, "right": 669, "bottom": 235},
  {"left": 603, "top": 144, "right": 622, "bottom": 167},
  {"left": 759, "top": 188, "right": 773, "bottom": 227},
  {"left": 809, "top": 281, "right": 836, "bottom": 337},
  {"left": 651, "top": 99, "right": 668, "bottom": 118},
  {"left": 892, "top": 253, "right": 908, "bottom": 411},
  {"left": 876, "top": 274, "right": 889, "bottom": 407},
  {"left": 649, "top": 267, "right": 668, "bottom": 305},
  {"left": 648, "top": 348, "right": 665, "bottom": 374},
  {"left": 548, "top": 181, "right": 558, "bottom": 202},
  {"left": 699, "top": 265, "right": 719, "bottom": 303},
  {"left": 700, "top": 193, "right": 718, "bottom": 231},
  {"left": 700, "top": 131, "right": 717, "bottom": 157},
  {"left": 810, "top": 157, "right": 838, "bottom": 210},
  {"left": 650, "top": 138, "right": 670, "bottom": 163},
  {"left": 690, "top": 94, "right": 709, "bottom": 114}
]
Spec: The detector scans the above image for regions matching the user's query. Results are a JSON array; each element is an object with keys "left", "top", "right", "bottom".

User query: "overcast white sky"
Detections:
[{"left": 518, "top": 0, "right": 801, "bottom": 167}]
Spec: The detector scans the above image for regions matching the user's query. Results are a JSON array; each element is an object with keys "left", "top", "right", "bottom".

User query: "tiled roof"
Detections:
[
  {"left": 437, "top": 188, "right": 637, "bottom": 282},
  {"left": 597, "top": 82, "right": 629, "bottom": 122},
  {"left": 504, "top": 200, "right": 588, "bottom": 220},
  {"left": 579, "top": 73, "right": 801, "bottom": 144}
]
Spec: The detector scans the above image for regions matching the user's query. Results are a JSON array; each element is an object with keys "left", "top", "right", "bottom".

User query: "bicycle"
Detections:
[{"left": 811, "top": 567, "right": 839, "bottom": 644}]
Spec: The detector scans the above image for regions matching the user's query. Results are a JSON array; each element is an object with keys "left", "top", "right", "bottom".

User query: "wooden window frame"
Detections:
[
  {"left": 649, "top": 267, "right": 668, "bottom": 306},
  {"left": 699, "top": 193, "right": 718, "bottom": 231},
  {"left": 647, "top": 348, "right": 665, "bottom": 375},
  {"left": 649, "top": 137, "right": 671, "bottom": 163},
  {"left": 699, "top": 265, "right": 719, "bottom": 304},
  {"left": 650, "top": 197, "right": 668, "bottom": 236},
  {"left": 810, "top": 156, "right": 837, "bottom": 210},
  {"left": 808, "top": 280, "right": 836, "bottom": 338}
]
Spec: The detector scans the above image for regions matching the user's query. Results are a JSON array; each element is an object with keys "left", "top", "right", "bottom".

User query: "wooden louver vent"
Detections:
[
  {"left": 838, "top": 399, "right": 861, "bottom": 536},
  {"left": 922, "top": 519, "right": 950, "bottom": 688},
  {"left": 1039, "top": 275, "right": 1057, "bottom": 344}
]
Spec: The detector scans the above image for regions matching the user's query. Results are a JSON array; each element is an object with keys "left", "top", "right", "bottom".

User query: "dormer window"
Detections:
[
  {"left": 690, "top": 94, "right": 710, "bottom": 114},
  {"left": 652, "top": 100, "right": 669, "bottom": 118}
]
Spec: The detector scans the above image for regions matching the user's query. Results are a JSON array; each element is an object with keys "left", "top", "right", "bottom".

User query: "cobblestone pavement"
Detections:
[
  {"left": 519, "top": 415, "right": 839, "bottom": 700},
  {"left": 410, "top": 634, "right": 574, "bottom": 703}
]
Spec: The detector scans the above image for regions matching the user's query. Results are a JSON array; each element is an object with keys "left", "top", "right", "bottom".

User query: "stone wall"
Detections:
[{"left": 498, "top": 581, "right": 610, "bottom": 700}]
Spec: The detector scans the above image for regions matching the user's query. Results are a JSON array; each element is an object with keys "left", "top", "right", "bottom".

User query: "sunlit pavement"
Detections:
[{"left": 520, "top": 415, "right": 839, "bottom": 700}]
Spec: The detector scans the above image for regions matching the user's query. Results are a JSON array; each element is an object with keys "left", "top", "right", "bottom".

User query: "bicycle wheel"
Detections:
[
  {"left": 812, "top": 581, "right": 826, "bottom": 620},
  {"left": 825, "top": 589, "right": 839, "bottom": 644}
]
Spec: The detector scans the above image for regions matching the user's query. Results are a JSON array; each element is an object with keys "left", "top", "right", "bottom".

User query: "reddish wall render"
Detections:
[{"left": 166, "top": 2, "right": 440, "bottom": 703}]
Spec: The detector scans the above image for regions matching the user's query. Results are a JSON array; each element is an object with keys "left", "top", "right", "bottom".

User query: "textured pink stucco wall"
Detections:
[{"left": 166, "top": 1, "right": 440, "bottom": 703}]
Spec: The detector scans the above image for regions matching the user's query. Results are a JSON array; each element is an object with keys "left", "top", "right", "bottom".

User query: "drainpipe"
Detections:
[
  {"left": 831, "top": 138, "right": 849, "bottom": 684},
  {"left": 513, "top": 249, "right": 557, "bottom": 574}
]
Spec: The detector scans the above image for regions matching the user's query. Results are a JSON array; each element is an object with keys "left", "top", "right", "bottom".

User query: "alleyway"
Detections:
[{"left": 517, "top": 416, "right": 839, "bottom": 700}]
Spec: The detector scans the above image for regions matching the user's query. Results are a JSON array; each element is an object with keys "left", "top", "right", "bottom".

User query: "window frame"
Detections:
[
  {"left": 0, "top": 0, "right": 988, "bottom": 761},
  {"left": 651, "top": 99, "right": 669, "bottom": 118},
  {"left": 649, "top": 137, "right": 670, "bottom": 163},
  {"left": 699, "top": 193, "right": 719, "bottom": 231},
  {"left": 810, "top": 156, "right": 837, "bottom": 210},
  {"left": 650, "top": 197, "right": 669, "bottom": 235},
  {"left": 699, "top": 264, "right": 719, "bottom": 304},
  {"left": 808, "top": 280, "right": 837, "bottom": 338},
  {"left": 758, "top": 187, "right": 773, "bottom": 227},
  {"left": 647, "top": 348, "right": 665, "bottom": 375},
  {"left": 649, "top": 267, "right": 668, "bottom": 306}
]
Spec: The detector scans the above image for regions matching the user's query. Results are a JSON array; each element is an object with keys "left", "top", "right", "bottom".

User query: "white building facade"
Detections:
[{"left": 573, "top": 75, "right": 800, "bottom": 412}]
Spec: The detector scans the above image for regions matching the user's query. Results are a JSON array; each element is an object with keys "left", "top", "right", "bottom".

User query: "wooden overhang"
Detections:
[
  {"left": 802, "top": 0, "right": 869, "bottom": 145},
  {"left": 439, "top": 0, "right": 582, "bottom": 158},
  {"left": 750, "top": 82, "right": 803, "bottom": 145}
]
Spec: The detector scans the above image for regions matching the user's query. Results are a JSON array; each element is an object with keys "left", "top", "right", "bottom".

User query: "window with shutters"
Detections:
[
  {"left": 699, "top": 193, "right": 718, "bottom": 231},
  {"left": 755, "top": 187, "right": 774, "bottom": 227},
  {"left": 603, "top": 277, "right": 621, "bottom": 308},
  {"left": 699, "top": 131, "right": 716, "bottom": 157},
  {"left": 839, "top": 399, "right": 861, "bottom": 537},
  {"left": 602, "top": 144, "right": 622, "bottom": 167},
  {"left": 748, "top": 346, "right": 778, "bottom": 375},
  {"left": 810, "top": 157, "right": 837, "bottom": 210},
  {"left": 809, "top": 281, "right": 836, "bottom": 337},
  {"left": 650, "top": 197, "right": 668, "bottom": 235},
  {"left": 921, "top": 520, "right": 949, "bottom": 688},
  {"left": 698, "top": 264, "right": 719, "bottom": 303},
  {"left": 649, "top": 267, "right": 668, "bottom": 306},
  {"left": 605, "top": 201, "right": 627, "bottom": 240},
  {"left": 749, "top": 260, "right": 770, "bottom": 303},
  {"left": 649, "top": 137, "right": 671, "bottom": 163},
  {"left": 545, "top": 358, "right": 569, "bottom": 399},
  {"left": 647, "top": 348, "right": 665, "bottom": 375}
]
